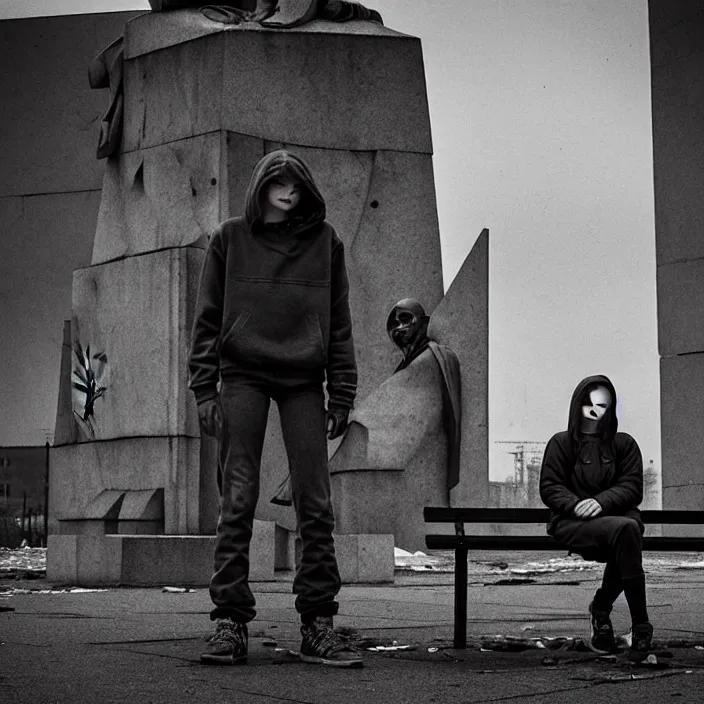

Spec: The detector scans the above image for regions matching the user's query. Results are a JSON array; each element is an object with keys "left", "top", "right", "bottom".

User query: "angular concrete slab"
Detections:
[
  {"left": 334, "top": 533, "right": 395, "bottom": 584},
  {"left": 651, "top": 23, "right": 704, "bottom": 266},
  {"left": 50, "top": 436, "right": 202, "bottom": 536},
  {"left": 70, "top": 247, "right": 202, "bottom": 440},
  {"left": 123, "top": 18, "right": 432, "bottom": 153},
  {"left": 428, "top": 229, "right": 489, "bottom": 507},
  {"left": 328, "top": 350, "right": 449, "bottom": 551},
  {"left": 348, "top": 150, "right": 445, "bottom": 398},
  {"left": 47, "top": 519, "right": 278, "bottom": 585},
  {"left": 0, "top": 191, "right": 98, "bottom": 447},
  {"left": 657, "top": 259, "right": 704, "bottom": 356},
  {"left": 92, "top": 133, "right": 225, "bottom": 264},
  {"left": 0, "top": 12, "right": 139, "bottom": 197},
  {"left": 660, "top": 353, "right": 704, "bottom": 519}
]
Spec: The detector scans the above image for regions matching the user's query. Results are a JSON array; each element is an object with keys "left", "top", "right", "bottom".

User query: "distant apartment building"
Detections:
[{"left": 0, "top": 445, "right": 47, "bottom": 545}]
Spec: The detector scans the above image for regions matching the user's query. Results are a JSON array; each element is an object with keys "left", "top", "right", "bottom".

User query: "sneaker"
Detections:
[
  {"left": 300, "top": 616, "right": 363, "bottom": 668},
  {"left": 629, "top": 622, "right": 654, "bottom": 661},
  {"left": 588, "top": 601, "right": 616, "bottom": 654},
  {"left": 201, "top": 618, "right": 248, "bottom": 666}
]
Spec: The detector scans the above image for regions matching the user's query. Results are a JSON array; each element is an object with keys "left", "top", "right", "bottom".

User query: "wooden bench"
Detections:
[{"left": 424, "top": 507, "right": 704, "bottom": 648}]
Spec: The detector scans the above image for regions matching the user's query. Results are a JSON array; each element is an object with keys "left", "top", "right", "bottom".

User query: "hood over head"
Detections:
[
  {"left": 244, "top": 149, "right": 326, "bottom": 236},
  {"left": 567, "top": 374, "right": 618, "bottom": 448}
]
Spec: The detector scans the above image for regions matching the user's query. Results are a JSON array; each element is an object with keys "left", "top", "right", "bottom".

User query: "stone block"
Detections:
[
  {"left": 334, "top": 533, "right": 394, "bottom": 584},
  {"left": 0, "top": 192, "right": 97, "bottom": 447},
  {"left": 329, "top": 349, "right": 449, "bottom": 551},
  {"left": 0, "top": 12, "right": 139, "bottom": 197},
  {"left": 660, "top": 353, "right": 704, "bottom": 513},
  {"left": 651, "top": 36, "right": 704, "bottom": 265},
  {"left": 657, "top": 256, "right": 704, "bottom": 356},
  {"left": 92, "top": 133, "right": 225, "bottom": 264},
  {"left": 120, "top": 536, "right": 215, "bottom": 586},
  {"left": 76, "top": 534, "right": 124, "bottom": 585},
  {"left": 46, "top": 534, "right": 78, "bottom": 584},
  {"left": 346, "top": 149, "right": 444, "bottom": 399},
  {"left": 71, "top": 247, "right": 202, "bottom": 440},
  {"left": 50, "top": 437, "right": 201, "bottom": 536},
  {"left": 429, "top": 229, "right": 489, "bottom": 507},
  {"left": 123, "top": 15, "right": 432, "bottom": 153},
  {"left": 47, "top": 519, "right": 279, "bottom": 586}
]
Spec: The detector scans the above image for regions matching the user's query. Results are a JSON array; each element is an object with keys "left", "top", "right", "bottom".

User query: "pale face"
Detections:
[
  {"left": 265, "top": 176, "right": 301, "bottom": 214},
  {"left": 581, "top": 385, "right": 611, "bottom": 421}
]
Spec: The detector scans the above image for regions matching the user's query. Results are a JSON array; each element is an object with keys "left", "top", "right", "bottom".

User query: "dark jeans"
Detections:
[
  {"left": 210, "top": 374, "right": 341, "bottom": 623},
  {"left": 552, "top": 514, "right": 645, "bottom": 581}
]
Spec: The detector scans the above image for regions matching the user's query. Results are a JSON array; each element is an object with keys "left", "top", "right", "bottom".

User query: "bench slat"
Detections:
[
  {"left": 424, "top": 507, "right": 704, "bottom": 525},
  {"left": 426, "top": 534, "right": 704, "bottom": 552}
]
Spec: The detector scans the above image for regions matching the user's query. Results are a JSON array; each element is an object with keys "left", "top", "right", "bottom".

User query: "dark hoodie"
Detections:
[
  {"left": 539, "top": 375, "right": 643, "bottom": 534},
  {"left": 188, "top": 150, "right": 357, "bottom": 409}
]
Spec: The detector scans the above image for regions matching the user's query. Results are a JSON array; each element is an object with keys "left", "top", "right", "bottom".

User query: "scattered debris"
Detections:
[
  {"left": 366, "top": 644, "right": 417, "bottom": 652},
  {"left": 541, "top": 656, "right": 559, "bottom": 666},
  {"left": 161, "top": 586, "right": 194, "bottom": 593},
  {"left": 522, "top": 624, "right": 535, "bottom": 631},
  {"left": 427, "top": 647, "right": 439, "bottom": 653},
  {"left": 572, "top": 669, "right": 690, "bottom": 684}
]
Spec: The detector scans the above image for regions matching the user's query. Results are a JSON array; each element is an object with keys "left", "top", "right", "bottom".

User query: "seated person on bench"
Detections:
[{"left": 539, "top": 374, "right": 653, "bottom": 660}]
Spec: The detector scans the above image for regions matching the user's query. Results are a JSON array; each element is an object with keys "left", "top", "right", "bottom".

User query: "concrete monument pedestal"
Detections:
[{"left": 50, "top": 10, "right": 449, "bottom": 584}]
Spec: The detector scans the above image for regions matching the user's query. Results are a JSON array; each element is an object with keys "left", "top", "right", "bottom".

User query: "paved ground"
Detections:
[{"left": 2, "top": 551, "right": 704, "bottom": 703}]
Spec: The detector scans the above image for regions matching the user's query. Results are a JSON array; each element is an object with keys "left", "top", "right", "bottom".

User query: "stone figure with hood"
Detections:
[
  {"left": 539, "top": 374, "right": 654, "bottom": 661},
  {"left": 188, "top": 149, "right": 361, "bottom": 668}
]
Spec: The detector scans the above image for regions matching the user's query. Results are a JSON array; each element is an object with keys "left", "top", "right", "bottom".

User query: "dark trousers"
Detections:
[
  {"left": 552, "top": 514, "right": 645, "bottom": 582},
  {"left": 210, "top": 374, "right": 341, "bottom": 623},
  {"left": 552, "top": 514, "right": 648, "bottom": 622}
]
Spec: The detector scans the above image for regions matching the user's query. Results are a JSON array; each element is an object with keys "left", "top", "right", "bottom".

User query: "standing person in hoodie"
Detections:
[
  {"left": 189, "top": 150, "right": 360, "bottom": 668},
  {"left": 539, "top": 375, "right": 653, "bottom": 660}
]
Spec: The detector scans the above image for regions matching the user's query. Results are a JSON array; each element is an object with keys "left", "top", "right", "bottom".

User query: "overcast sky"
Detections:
[{"left": 1, "top": 0, "right": 657, "bottom": 480}]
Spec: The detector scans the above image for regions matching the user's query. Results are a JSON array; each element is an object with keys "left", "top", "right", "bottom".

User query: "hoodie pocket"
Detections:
[{"left": 222, "top": 309, "right": 326, "bottom": 369}]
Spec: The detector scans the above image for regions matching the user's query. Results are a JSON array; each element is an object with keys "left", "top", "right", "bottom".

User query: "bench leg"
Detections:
[{"left": 454, "top": 547, "right": 468, "bottom": 649}]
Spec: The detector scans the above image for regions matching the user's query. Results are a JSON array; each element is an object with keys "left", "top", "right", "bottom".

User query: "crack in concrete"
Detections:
[
  {"left": 214, "top": 685, "right": 316, "bottom": 704},
  {"left": 90, "top": 636, "right": 201, "bottom": 645},
  {"left": 471, "top": 681, "right": 597, "bottom": 702}
]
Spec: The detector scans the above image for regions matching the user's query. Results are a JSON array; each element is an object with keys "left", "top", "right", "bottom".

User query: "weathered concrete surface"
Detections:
[
  {"left": 0, "top": 192, "right": 99, "bottom": 446},
  {"left": 0, "top": 12, "right": 140, "bottom": 198},
  {"left": 658, "top": 258, "right": 704, "bottom": 356},
  {"left": 92, "top": 133, "right": 223, "bottom": 264},
  {"left": 329, "top": 349, "right": 448, "bottom": 551},
  {"left": 50, "top": 437, "right": 202, "bottom": 536},
  {"left": 47, "top": 519, "right": 275, "bottom": 585},
  {"left": 122, "top": 12, "right": 431, "bottom": 154},
  {"left": 429, "top": 229, "right": 489, "bottom": 508},
  {"left": 0, "top": 12, "right": 143, "bottom": 446},
  {"left": 334, "top": 533, "right": 395, "bottom": 584},
  {"left": 70, "top": 247, "right": 203, "bottom": 441},
  {"left": 650, "top": 2, "right": 704, "bottom": 517},
  {"left": 3, "top": 558, "right": 704, "bottom": 704},
  {"left": 659, "top": 354, "right": 704, "bottom": 530}
]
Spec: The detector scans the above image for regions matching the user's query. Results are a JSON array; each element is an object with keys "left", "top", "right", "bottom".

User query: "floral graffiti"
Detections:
[{"left": 72, "top": 342, "right": 108, "bottom": 435}]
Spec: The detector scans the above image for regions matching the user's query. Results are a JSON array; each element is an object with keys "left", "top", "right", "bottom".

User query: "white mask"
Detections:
[{"left": 581, "top": 386, "right": 611, "bottom": 421}]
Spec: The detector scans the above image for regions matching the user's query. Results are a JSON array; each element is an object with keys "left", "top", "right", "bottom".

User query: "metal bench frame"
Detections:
[{"left": 424, "top": 507, "right": 704, "bottom": 648}]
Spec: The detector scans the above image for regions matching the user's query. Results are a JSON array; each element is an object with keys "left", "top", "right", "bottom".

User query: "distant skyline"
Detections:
[{"left": 0, "top": 1, "right": 658, "bottom": 482}]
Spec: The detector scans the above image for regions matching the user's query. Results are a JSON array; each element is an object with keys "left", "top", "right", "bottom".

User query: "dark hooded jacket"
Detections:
[
  {"left": 539, "top": 375, "right": 643, "bottom": 537},
  {"left": 188, "top": 150, "right": 357, "bottom": 409}
]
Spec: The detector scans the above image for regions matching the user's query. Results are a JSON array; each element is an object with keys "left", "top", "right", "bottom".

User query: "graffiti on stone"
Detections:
[{"left": 72, "top": 342, "right": 108, "bottom": 436}]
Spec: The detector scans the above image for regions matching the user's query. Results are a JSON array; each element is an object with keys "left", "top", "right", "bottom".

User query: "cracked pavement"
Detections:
[{"left": 1, "top": 553, "right": 704, "bottom": 703}]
